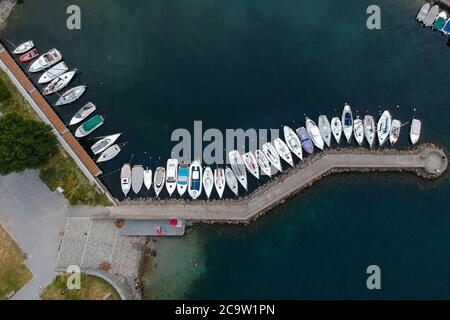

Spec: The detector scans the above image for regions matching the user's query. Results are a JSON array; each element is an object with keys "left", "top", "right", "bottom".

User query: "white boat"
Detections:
[
  {"left": 377, "top": 110, "right": 392, "bottom": 146},
  {"left": 38, "top": 62, "right": 68, "bottom": 84},
  {"left": 42, "top": 69, "right": 77, "bottom": 95},
  {"left": 154, "top": 167, "right": 166, "bottom": 197},
  {"left": 353, "top": 117, "right": 364, "bottom": 146},
  {"left": 318, "top": 115, "right": 332, "bottom": 147},
  {"left": 143, "top": 167, "right": 152, "bottom": 191},
  {"left": 410, "top": 118, "right": 421, "bottom": 145},
  {"left": 214, "top": 168, "right": 226, "bottom": 199},
  {"left": 131, "top": 165, "right": 144, "bottom": 194},
  {"left": 342, "top": 104, "right": 353, "bottom": 143},
  {"left": 363, "top": 115, "right": 376, "bottom": 148},
  {"left": 13, "top": 41, "right": 34, "bottom": 54},
  {"left": 188, "top": 161, "right": 203, "bottom": 200},
  {"left": 229, "top": 150, "right": 248, "bottom": 190},
  {"left": 90, "top": 133, "right": 121, "bottom": 155},
  {"left": 96, "top": 143, "right": 124, "bottom": 163},
  {"left": 177, "top": 163, "right": 189, "bottom": 196},
  {"left": 28, "top": 48, "right": 62, "bottom": 72},
  {"left": 274, "top": 138, "right": 294, "bottom": 167},
  {"left": 242, "top": 152, "right": 260, "bottom": 179},
  {"left": 423, "top": 5, "right": 439, "bottom": 27},
  {"left": 75, "top": 115, "right": 104, "bottom": 138},
  {"left": 283, "top": 126, "right": 303, "bottom": 160},
  {"left": 305, "top": 118, "right": 324, "bottom": 150},
  {"left": 225, "top": 167, "right": 239, "bottom": 196},
  {"left": 390, "top": 119, "right": 401, "bottom": 145},
  {"left": 255, "top": 149, "right": 272, "bottom": 177},
  {"left": 331, "top": 117, "right": 342, "bottom": 144},
  {"left": 262, "top": 142, "right": 282, "bottom": 173},
  {"left": 203, "top": 166, "right": 214, "bottom": 199},
  {"left": 416, "top": 3, "right": 431, "bottom": 22},
  {"left": 69, "top": 102, "right": 96, "bottom": 126},
  {"left": 55, "top": 85, "right": 86, "bottom": 106},
  {"left": 165, "top": 159, "right": 178, "bottom": 196},
  {"left": 120, "top": 164, "right": 131, "bottom": 196}
]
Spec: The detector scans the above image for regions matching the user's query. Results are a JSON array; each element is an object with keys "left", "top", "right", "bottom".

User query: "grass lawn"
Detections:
[
  {"left": 40, "top": 273, "right": 121, "bottom": 300},
  {"left": 0, "top": 225, "right": 33, "bottom": 299},
  {"left": 0, "top": 68, "right": 110, "bottom": 206}
]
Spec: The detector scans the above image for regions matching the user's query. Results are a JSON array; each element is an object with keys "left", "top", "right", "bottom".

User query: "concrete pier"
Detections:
[{"left": 68, "top": 144, "right": 447, "bottom": 223}]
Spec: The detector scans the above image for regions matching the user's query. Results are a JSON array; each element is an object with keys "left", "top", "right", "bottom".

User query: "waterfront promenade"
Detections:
[{"left": 68, "top": 145, "right": 447, "bottom": 222}]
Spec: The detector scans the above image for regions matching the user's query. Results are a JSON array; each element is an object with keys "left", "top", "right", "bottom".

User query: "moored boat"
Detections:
[
  {"left": 131, "top": 165, "right": 144, "bottom": 194},
  {"left": 225, "top": 167, "right": 239, "bottom": 196},
  {"left": 55, "top": 85, "right": 86, "bottom": 106},
  {"left": 433, "top": 10, "right": 447, "bottom": 31},
  {"left": 176, "top": 163, "right": 189, "bottom": 196},
  {"left": 305, "top": 117, "right": 324, "bottom": 150},
  {"left": 28, "top": 48, "right": 62, "bottom": 72},
  {"left": 283, "top": 126, "right": 303, "bottom": 160},
  {"left": 262, "top": 142, "right": 282, "bottom": 173},
  {"left": 154, "top": 167, "right": 166, "bottom": 197},
  {"left": 120, "top": 164, "right": 131, "bottom": 196},
  {"left": 331, "top": 117, "right": 342, "bottom": 144},
  {"left": 318, "top": 115, "right": 332, "bottom": 147},
  {"left": 165, "top": 159, "right": 178, "bottom": 196},
  {"left": 255, "top": 149, "right": 272, "bottom": 177},
  {"left": 416, "top": 3, "right": 431, "bottom": 22},
  {"left": 363, "top": 115, "right": 376, "bottom": 148},
  {"left": 353, "top": 117, "right": 364, "bottom": 146},
  {"left": 214, "top": 168, "right": 226, "bottom": 199},
  {"left": 443, "top": 18, "right": 450, "bottom": 35},
  {"left": 274, "top": 138, "right": 294, "bottom": 167},
  {"left": 296, "top": 127, "right": 314, "bottom": 154},
  {"left": 242, "top": 151, "right": 260, "bottom": 179},
  {"left": 143, "top": 167, "right": 152, "bottom": 191},
  {"left": 19, "top": 48, "right": 39, "bottom": 62},
  {"left": 203, "top": 166, "right": 214, "bottom": 199},
  {"left": 342, "top": 104, "right": 353, "bottom": 143},
  {"left": 390, "top": 119, "right": 401, "bottom": 145},
  {"left": 13, "top": 41, "right": 34, "bottom": 55},
  {"left": 229, "top": 150, "right": 248, "bottom": 190},
  {"left": 90, "top": 133, "right": 121, "bottom": 155},
  {"left": 410, "top": 118, "right": 421, "bottom": 145},
  {"left": 423, "top": 5, "right": 440, "bottom": 27},
  {"left": 377, "top": 110, "right": 392, "bottom": 146},
  {"left": 38, "top": 62, "right": 68, "bottom": 84},
  {"left": 188, "top": 161, "right": 203, "bottom": 199},
  {"left": 96, "top": 143, "right": 124, "bottom": 163},
  {"left": 69, "top": 102, "right": 96, "bottom": 126},
  {"left": 75, "top": 114, "right": 104, "bottom": 138},
  {"left": 42, "top": 69, "right": 77, "bottom": 95}
]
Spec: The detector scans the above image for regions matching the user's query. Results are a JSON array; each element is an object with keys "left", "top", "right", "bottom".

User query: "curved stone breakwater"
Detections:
[{"left": 68, "top": 143, "right": 447, "bottom": 223}]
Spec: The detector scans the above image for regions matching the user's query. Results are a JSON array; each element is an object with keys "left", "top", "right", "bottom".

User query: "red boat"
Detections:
[{"left": 19, "top": 48, "right": 39, "bottom": 63}]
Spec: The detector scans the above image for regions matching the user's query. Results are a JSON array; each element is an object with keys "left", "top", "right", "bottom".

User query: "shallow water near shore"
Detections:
[{"left": 3, "top": 0, "right": 450, "bottom": 298}]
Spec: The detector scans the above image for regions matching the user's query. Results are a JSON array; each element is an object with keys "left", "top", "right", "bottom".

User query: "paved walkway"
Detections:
[{"left": 0, "top": 170, "right": 68, "bottom": 300}]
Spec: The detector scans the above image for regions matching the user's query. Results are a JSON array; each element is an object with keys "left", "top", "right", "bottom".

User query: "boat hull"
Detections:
[
  {"left": 331, "top": 117, "right": 342, "bottom": 144},
  {"left": 214, "top": 168, "right": 226, "bottom": 199},
  {"left": 283, "top": 126, "right": 303, "bottom": 160}
]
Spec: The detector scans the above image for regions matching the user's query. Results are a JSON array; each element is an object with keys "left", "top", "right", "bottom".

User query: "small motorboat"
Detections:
[
  {"left": 255, "top": 149, "right": 272, "bottom": 177},
  {"left": 96, "top": 143, "right": 125, "bottom": 163},
  {"left": 19, "top": 48, "right": 39, "bottom": 62},
  {"left": 225, "top": 167, "right": 239, "bottom": 196},
  {"left": 283, "top": 126, "right": 303, "bottom": 160},
  {"left": 423, "top": 5, "right": 440, "bottom": 27},
  {"left": 377, "top": 110, "right": 392, "bottom": 146},
  {"left": 390, "top": 119, "right": 401, "bottom": 145},
  {"left": 274, "top": 138, "right": 294, "bottom": 167},
  {"left": 75, "top": 114, "right": 104, "bottom": 138},
  {"left": 28, "top": 48, "right": 62, "bottom": 72},
  {"left": 177, "top": 163, "right": 189, "bottom": 196},
  {"left": 214, "top": 168, "right": 226, "bottom": 199},
  {"left": 318, "top": 115, "right": 332, "bottom": 147},
  {"left": 353, "top": 117, "right": 364, "bottom": 146},
  {"left": 188, "top": 161, "right": 203, "bottom": 200},
  {"left": 443, "top": 18, "right": 450, "bottom": 35},
  {"left": 165, "top": 159, "right": 178, "bottom": 196},
  {"left": 120, "top": 164, "right": 131, "bottom": 196},
  {"left": 305, "top": 117, "right": 324, "bottom": 150},
  {"left": 69, "top": 102, "right": 96, "bottom": 126},
  {"left": 13, "top": 40, "right": 34, "bottom": 54},
  {"left": 433, "top": 10, "right": 447, "bottom": 31},
  {"left": 296, "top": 127, "right": 314, "bottom": 154},
  {"left": 42, "top": 69, "right": 77, "bottom": 95},
  {"left": 203, "top": 166, "right": 214, "bottom": 199},
  {"left": 154, "top": 167, "right": 166, "bottom": 197},
  {"left": 229, "top": 150, "right": 248, "bottom": 190},
  {"left": 143, "top": 167, "right": 152, "bottom": 191},
  {"left": 262, "top": 142, "right": 282, "bottom": 173},
  {"left": 242, "top": 152, "right": 260, "bottom": 179},
  {"left": 342, "top": 104, "right": 353, "bottom": 143},
  {"left": 331, "top": 117, "right": 342, "bottom": 144},
  {"left": 410, "top": 118, "right": 421, "bottom": 145},
  {"left": 364, "top": 115, "right": 376, "bottom": 148},
  {"left": 90, "top": 132, "right": 121, "bottom": 155},
  {"left": 38, "top": 62, "right": 68, "bottom": 84},
  {"left": 416, "top": 3, "right": 431, "bottom": 22},
  {"left": 131, "top": 165, "right": 144, "bottom": 194},
  {"left": 55, "top": 85, "right": 86, "bottom": 106}
]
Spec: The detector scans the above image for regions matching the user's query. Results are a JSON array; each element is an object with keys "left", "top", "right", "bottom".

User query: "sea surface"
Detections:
[{"left": 3, "top": 0, "right": 450, "bottom": 298}]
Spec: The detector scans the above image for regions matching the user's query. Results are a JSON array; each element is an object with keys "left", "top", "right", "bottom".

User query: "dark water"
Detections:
[{"left": 3, "top": 0, "right": 450, "bottom": 298}]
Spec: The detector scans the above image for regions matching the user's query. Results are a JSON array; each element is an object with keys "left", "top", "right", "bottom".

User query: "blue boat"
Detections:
[
  {"left": 443, "top": 18, "right": 450, "bottom": 34},
  {"left": 296, "top": 127, "right": 314, "bottom": 154}
]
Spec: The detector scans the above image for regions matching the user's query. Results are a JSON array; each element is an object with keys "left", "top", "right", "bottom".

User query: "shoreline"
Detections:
[{"left": 0, "top": 0, "right": 16, "bottom": 30}]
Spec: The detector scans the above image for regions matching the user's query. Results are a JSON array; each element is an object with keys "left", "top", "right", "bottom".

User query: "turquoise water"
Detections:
[{"left": 3, "top": 0, "right": 450, "bottom": 298}]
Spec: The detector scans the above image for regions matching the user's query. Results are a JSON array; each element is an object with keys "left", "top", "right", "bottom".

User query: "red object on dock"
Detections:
[
  {"left": 19, "top": 48, "right": 39, "bottom": 62},
  {"left": 169, "top": 219, "right": 178, "bottom": 226}
]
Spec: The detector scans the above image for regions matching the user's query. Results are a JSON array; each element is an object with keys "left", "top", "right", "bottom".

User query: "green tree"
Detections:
[{"left": 0, "top": 113, "right": 58, "bottom": 175}]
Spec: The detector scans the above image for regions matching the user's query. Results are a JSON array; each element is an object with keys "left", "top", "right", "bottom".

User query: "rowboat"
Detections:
[
  {"left": 165, "top": 159, "right": 178, "bottom": 196},
  {"left": 242, "top": 151, "right": 260, "bottom": 179},
  {"left": 225, "top": 167, "right": 239, "bottom": 196},
  {"left": 363, "top": 115, "right": 376, "bottom": 148},
  {"left": 377, "top": 110, "right": 392, "bottom": 146},
  {"left": 274, "top": 138, "right": 294, "bottom": 167},
  {"left": 90, "top": 133, "right": 121, "bottom": 155},
  {"left": 188, "top": 161, "right": 203, "bottom": 199},
  {"left": 13, "top": 41, "right": 34, "bottom": 54},
  {"left": 154, "top": 167, "right": 166, "bottom": 197},
  {"left": 38, "top": 62, "right": 68, "bottom": 84},
  {"left": 353, "top": 117, "right": 364, "bottom": 146},
  {"left": 131, "top": 165, "right": 144, "bottom": 194},
  {"left": 342, "top": 104, "right": 353, "bottom": 143},
  {"left": 305, "top": 118, "right": 324, "bottom": 150},
  {"left": 69, "top": 102, "right": 96, "bottom": 126},
  {"left": 143, "top": 168, "right": 152, "bottom": 191},
  {"left": 177, "top": 163, "right": 189, "bottom": 196},
  {"left": 255, "top": 149, "right": 272, "bottom": 177},
  {"left": 229, "top": 150, "right": 248, "bottom": 190},
  {"left": 19, "top": 48, "right": 39, "bottom": 62},
  {"left": 55, "top": 85, "right": 86, "bottom": 106},
  {"left": 296, "top": 127, "right": 314, "bottom": 154},
  {"left": 423, "top": 5, "right": 439, "bottom": 27},
  {"left": 203, "top": 166, "right": 214, "bottom": 199},
  {"left": 214, "top": 168, "right": 226, "bottom": 199},
  {"left": 318, "top": 115, "right": 332, "bottom": 147},
  {"left": 416, "top": 3, "right": 430, "bottom": 22},
  {"left": 262, "top": 142, "right": 282, "bottom": 173},
  {"left": 43, "top": 69, "right": 77, "bottom": 95},
  {"left": 283, "top": 126, "right": 303, "bottom": 160},
  {"left": 433, "top": 10, "right": 447, "bottom": 31},
  {"left": 28, "top": 48, "right": 62, "bottom": 72},
  {"left": 75, "top": 115, "right": 104, "bottom": 138},
  {"left": 96, "top": 143, "right": 124, "bottom": 163},
  {"left": 331, "top": 117, "right": 342, "bottom": 144},
  {"left": 120, "top": 164, "right": 131, "bottom": 196},
  {"left": 443, "top": 18, "right": 450, "bottom": 35},
  {"left": 390, "top": 119, "right": 401, "bottom": 145},
  {"left": 410, "top": 118, "right": 421, "bottom": 145}
]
